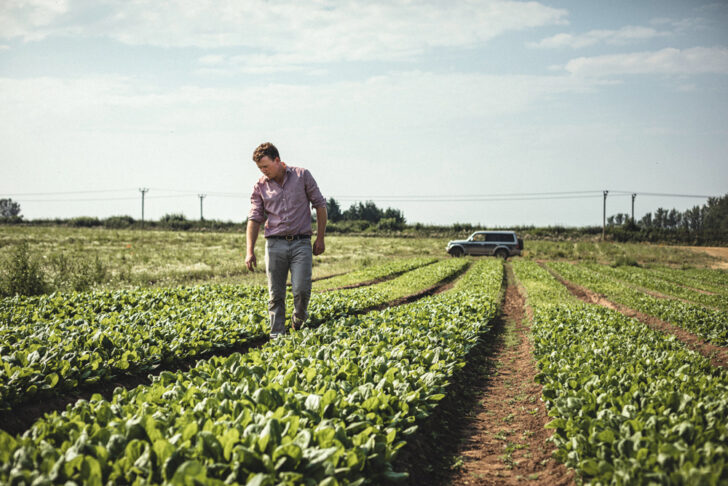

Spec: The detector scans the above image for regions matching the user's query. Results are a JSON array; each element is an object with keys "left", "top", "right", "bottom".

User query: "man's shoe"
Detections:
[{"left": 291, "top": 319, "right": 304, "bottom": 331}]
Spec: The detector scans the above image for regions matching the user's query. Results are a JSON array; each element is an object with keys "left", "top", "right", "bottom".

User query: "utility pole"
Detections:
[
  {"left": 631, "top": 193, "right": 637, "bottom": 223},
  {"left": 139, "top": 188, "right": 149, "bottom": 228},
  {"left": 602, "top": 190, "right": 609, "bottom": 241},
  {"left": 198, "top": 194, "right": 206, "bottom": 221}
]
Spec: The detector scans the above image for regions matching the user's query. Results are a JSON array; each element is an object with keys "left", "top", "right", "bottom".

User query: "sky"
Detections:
[{"left": 1, "top": 0, "right": 727, "bottom": 226}]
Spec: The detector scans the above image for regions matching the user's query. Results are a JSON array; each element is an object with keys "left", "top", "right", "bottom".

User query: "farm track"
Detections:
[
  {"left": 0, "top": 262, "right": 472, "bottom": 437},
  {"left": 540, "top": 263, "right": 728, "bottom": 370},
  {"left": 398, "top": 263, "right": 573, "bottom": 486}
]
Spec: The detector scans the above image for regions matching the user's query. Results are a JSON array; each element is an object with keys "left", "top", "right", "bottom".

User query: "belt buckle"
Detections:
[{"left": 285, "top": 235, "right": 294, "bottom": 241}]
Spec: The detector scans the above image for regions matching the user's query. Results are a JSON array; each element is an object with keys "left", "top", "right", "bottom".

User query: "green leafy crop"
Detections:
[
  {"left": 0, "top": 259, "right": 467, "bottom": 411},
  {"left": 513, "top": 260, "right": 728, "bottom": 485},
  {"left": 547, "top": 262, "right": 728, "bottom": 346},
  {"left": 0, "top": 259, "right": 503, "bottom": 485}
]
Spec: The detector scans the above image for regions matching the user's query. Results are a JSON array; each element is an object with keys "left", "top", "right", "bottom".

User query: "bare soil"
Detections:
[
  {"left": 541, "top": 263, "right": 728, "bottom": 370},
  {"left": 397, "top": 264, "right": 574, "bottom": 485}
]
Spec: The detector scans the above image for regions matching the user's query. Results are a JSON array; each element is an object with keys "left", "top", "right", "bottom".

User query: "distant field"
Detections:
[
  {"left": 0, "top": 226, "right": 721, "bottom": 294},
  {"left": 0, "top": 226, "right": 447, "bottom": 291},
  {"left": 522, "top": 239, "right": 720, "bottom": 267}
]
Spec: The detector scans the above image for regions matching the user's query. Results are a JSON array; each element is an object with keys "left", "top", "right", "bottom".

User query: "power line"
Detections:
[
  {"left": 5, "top": 189, "right": 718, "bottom": 203},
  {"left": 610, "top": 191, "right": 715, "bottom": 198},
  {"left": 333, "top": 194, "right": 609, "bottom": 202},
  {"left": 19, "top": 195, "right": 196, "bottom": 203},
  {"left": 330, "top": 190, "right": 604, "bottom": 199},
  {"left": 0, "top": 189, "right": 138, "bottom": 196}
]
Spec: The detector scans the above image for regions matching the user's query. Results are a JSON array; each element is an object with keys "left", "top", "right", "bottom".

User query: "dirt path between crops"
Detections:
[
  {"left": 446, "top": 265, "right": 573, "bottom": 486},
  {"left": 541, "top": 264, "right": 728, "bottom": 370},
  {"left": 0, "top": 263, "right": 471, "bottom": 437},
  {"left": 398, "top": 264, "right": 573, "bottom": 486}
]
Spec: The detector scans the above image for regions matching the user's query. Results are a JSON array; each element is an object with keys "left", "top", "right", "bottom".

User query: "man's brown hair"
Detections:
[{"left": 252, "top": 142, "right": 280, "bottom": 163}]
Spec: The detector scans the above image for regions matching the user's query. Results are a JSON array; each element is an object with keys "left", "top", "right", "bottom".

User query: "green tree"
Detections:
[
  {"left": 382, "top": 207, "right": 406, "bottom": 224},
  {"left": 326, "top": 197, "right": 342, "bottom": 222},
  {"left": 0, "top": 198, "right": 21, "bottom": 219},
  {"left": 639, "top": 212, "right": 653, "bottom": 228},
  {"left": 343, "top": 201, "right": 382, "bottom": 223},
  {"left": 654, "top": 208, "right": 668, "bottom": 228},
  {"left": 703, "top": 194, "right": 728, "bottom": 234}
]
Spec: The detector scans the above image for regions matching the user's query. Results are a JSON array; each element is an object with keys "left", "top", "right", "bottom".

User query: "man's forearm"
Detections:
[
  {"left": 315, "top": 207, "right": 327, "bottom": 238},
  {"left": 246, "top": 220, "right": 260, "bottom": 254}
]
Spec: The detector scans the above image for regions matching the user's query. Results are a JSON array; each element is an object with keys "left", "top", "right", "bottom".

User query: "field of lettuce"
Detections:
[{"left": 1, "top": 237, "right": 727, "bottom": 484}]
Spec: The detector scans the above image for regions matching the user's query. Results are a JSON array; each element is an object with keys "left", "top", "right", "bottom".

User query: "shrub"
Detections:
[
  {"left": 160, "top": 213, "right": 187, "bottom": 222},
  {"left": 377, "top": 218, "right": 405, "bottom": 232},
  {"left": 104, "top": 215, "right": 135, "bottom": 229},
  {"left": 69, "top": 216, "right": 102, "bottom": 227},
  {"left": 0, "top": 242, "right": 47, "bottom": 297},
  {"left": 160, "top": 213, "right": 191, "bottom": 230},
  {"left": 611, "top": 255, "right": 640, "bottom": 268},
  {"left": 70, "top": 254, "right": 108, "bottom": 291}
]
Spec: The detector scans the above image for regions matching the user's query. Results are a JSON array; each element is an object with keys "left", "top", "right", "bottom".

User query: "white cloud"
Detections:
[
  {"left": 1, "top": 0, "right": 568, "bottom": 70},
  {"left": 0, "top": 0, "right": 69, "bottom": 41},
  {"left": 650, "top": 16, "right": 707, "bottom": 34},
  {"left": 529, "top": 25, "right": 669, "bottom": 49},
  {"left": 0, "top": 71, "right": 597, "bottom": 137},
  {"left": 564, "top": 46, "right": 728, "bottom": 76}
]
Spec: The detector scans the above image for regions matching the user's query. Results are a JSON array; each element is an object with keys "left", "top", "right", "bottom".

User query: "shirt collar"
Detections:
[{"left": 265, "top": 166, "right": 291, "bottom": 184}]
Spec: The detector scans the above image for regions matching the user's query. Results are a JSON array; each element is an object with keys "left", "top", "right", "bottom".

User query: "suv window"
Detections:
[
  {"left": 486, "top": 233, "right": 515, "bottom": 242},
  {"left": 471, "top": 233, "right": 486, "bottom": 242}
]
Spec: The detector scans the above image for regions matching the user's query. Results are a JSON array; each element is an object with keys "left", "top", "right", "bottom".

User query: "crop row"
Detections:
[
  {"left": 511, "top": 260, "right": 728, "bottom": 484},
  {"left": 580, "top": 263, "right": 728, "bottom": 311},
  {"left": 305, "top": 259, "right": 468, "bottom": 325},
  {"left": 672, "top": 266, "right": 728, "bottom": 288},
  {"left": 312, "top": 257, "right": 436, "bottom": 291},
  {"left": 546, "top": 262, "right": 728, "bottom": 347},
  {"left": 0, "top": 259, "right": 503, "bottom": 485},
  {"left": 648, "top": 266, "right": 728, "bottom": 298},
  {"left": 0, "top": 259, "right": 467, "bottom": 411}
]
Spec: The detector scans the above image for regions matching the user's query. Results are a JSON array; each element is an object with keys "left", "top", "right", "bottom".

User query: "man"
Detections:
[{"left": 246, "top": 142, "right": 327, "bottom": 338}]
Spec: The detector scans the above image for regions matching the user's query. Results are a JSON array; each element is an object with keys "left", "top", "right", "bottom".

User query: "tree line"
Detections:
[
  {"left": 606, "top": 194, "right": 728, "bottom": 244},
  {"left": 325, "top": 198, "right": 405, "bottom": 224},
  {"left": 2, "top": 194, "right": 727, "bottom": 244}
]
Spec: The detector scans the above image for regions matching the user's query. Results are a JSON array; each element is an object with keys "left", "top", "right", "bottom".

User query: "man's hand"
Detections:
[
  {"left": 313, "top": 206, "right": 327, "bottom": 256},
  {"left": 246, "top": 252, "right": 257, "bottom": 271},
  {"left": 246, "top": 220, "right": 261, "bottom": 272},
  {"left": 313, "top": 237, "right": 325, "bottom": 256}
]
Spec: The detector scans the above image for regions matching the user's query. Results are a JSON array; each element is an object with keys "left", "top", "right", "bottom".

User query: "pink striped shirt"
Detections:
[{"left": 248, "top": 166, "right": 326, "bottom": 237}]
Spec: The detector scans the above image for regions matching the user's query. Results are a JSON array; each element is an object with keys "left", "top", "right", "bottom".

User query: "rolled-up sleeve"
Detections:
[
  {"left": 304, "top": 170, "right": 326, "bottom": 209},
  {"left": 248, "top": 184, "right": 265, "bottom": 223}
]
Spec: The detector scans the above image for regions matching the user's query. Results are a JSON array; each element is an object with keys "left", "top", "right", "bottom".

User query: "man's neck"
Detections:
[{"left": 273, "top": 165, "right": 287, "bottom": 185}]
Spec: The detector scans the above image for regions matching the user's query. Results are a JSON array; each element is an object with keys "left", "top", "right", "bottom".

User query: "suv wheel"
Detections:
[
  {"left": 495, "top": 249, "right": 508, "bottom": 259},
  {"left": 450, "top": 247, "right": 464, "bottom": 258}
]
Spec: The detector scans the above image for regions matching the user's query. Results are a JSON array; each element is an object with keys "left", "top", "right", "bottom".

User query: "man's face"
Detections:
[{"left": 256, "top": 156, "right": 283, "bottom": 179}]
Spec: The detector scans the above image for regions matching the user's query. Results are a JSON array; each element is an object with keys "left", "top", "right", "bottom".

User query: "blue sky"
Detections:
[{"left": 1, "top": 0, "right": 726, "bottom": 226}]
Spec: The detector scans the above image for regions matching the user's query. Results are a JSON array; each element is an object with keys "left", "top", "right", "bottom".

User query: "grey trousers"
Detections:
[{"left": 265, "top": 238, "right": 313, "bottom": 335}]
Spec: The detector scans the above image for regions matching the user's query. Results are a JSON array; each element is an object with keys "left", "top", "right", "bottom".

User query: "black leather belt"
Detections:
[{"left": 266, "top": 234, "right": 311, "bottom": 240}]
